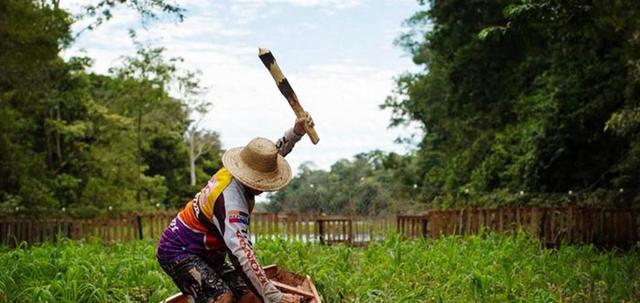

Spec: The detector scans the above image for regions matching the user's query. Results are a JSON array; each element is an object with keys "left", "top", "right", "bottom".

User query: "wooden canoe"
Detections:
[{"left": 163, "top": 265, "right": 321, "bottom": 303}]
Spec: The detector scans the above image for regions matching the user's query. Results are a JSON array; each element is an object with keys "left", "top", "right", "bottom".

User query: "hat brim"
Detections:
[{"left": 222, "top": 147, "right": 292, "bottom": 192}]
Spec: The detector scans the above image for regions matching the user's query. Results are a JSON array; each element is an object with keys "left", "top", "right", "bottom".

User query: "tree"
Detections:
[
  {"left": 383, "top": 0, "right": 640, "bottom": 206},
  {"left": 175, "top": 70, "right": 222, "bottom": 187},
  {"left": 0, "top": 1, "right": 215, "bottom": 215},
  {"left": 0, "top": 0, "right": 79, "bottom": 213},
  {"left": 66, "top": 0, "right": 184, "bottom": 33},
  {"left": 266, "top": 151, "right": 420, "bottom": 215},
  {"left": 187, "top": 129, "right": 221, "bottom": 186}
]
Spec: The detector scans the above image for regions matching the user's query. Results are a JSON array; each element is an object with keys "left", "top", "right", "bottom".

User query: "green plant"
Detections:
[{"left": 1, "top": 233, "right": 638, "bottom": 302}]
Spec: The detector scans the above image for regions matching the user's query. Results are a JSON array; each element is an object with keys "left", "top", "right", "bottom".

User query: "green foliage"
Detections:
[
  {"left": 0, "top": 1, "right": 221, "bottom": 216},
  {"left": 260, "top": 233, "right": 640, "bottom": 302},
  {"left": 0, "top": 239, "right": 175, "bottom": 302},
  {"left": 267, "top": 151, "right": 422, "bottom": 215},
  {"left": 70, "top": 0, "right": 185, "bottom": 34},
  {"left": 1, "top": 234, "right": 639, "bottom": 302},
  {"left": 0, "top": 0, "right": 76, "bottom": 214},
  {"left": 383, "top": 0, "right": 640, "bottom": 205}
]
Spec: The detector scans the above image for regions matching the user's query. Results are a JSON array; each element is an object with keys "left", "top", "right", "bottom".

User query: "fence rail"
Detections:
[
  {"left": 397, "top": 207, "right": 640, "bottom": 248},
  {"left": 2, "top": 207, "right": 638, "bottom": 248},
  {"left": 0, "top": 213, "right": 177, "bottom": 246},
  {"left": 247, "top": 213, "right": 393, "bottom": 245},
  {"left": 0, "top": 212, "right": 395, "bottom": 247}
]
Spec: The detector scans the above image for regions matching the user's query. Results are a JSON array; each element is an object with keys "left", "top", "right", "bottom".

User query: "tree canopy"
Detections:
[
  {"left": 379, "top": 0, "right": 640, "bottom": 207},
  {"left": 0, "top": 0, "right": 220, "bottom": 217},
  {"left": 267, "top": 151, "right": 423, "bottom": 216}
]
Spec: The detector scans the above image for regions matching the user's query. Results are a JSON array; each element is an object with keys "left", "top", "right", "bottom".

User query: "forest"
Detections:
[
  {"left": 2, "top": 0, "right": 640, "bottom": 217},
  {"left": 1, "top": 0, "right": 222, "bottom": 217}
]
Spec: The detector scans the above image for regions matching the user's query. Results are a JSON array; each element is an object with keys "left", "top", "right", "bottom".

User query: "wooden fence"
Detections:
[
  {"left": 249, "top": 213, "right": 393, "bottom": 245},
  {"left": 2, "top": 207, "right": 638, "bottom": 248},
  {"left": 0, "top": 212, "right": 395, "bottom": 247},
  {"left": 0, "top": 213, "right": 176, "bottom": 246},
  {"left": 397, "top": 207, "right": 640, "bottom": 248}
]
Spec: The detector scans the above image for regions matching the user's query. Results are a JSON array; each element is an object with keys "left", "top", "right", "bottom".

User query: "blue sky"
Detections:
[{"left": 63, "top": 0, "right": 424, "bottom": 176}]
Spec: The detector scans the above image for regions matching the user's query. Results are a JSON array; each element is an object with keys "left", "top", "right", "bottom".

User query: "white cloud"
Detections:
[
  {"left": 280, "top": 0, "right": 361, "bottom": 8},
  {"left": 143, "top": 14, "right": 252, "bottom": 41},
  {"left": 226, "top": 0, "right": 362, "bottom": 25},
  {"left": 233, "top": 0, "right": 361, "bottom": 8},
  {"left": 168, "top": 47, "right": 414, "bottom": 173},
  {"left": 61, "top": 0, "right": 419, "bottom": 177}
]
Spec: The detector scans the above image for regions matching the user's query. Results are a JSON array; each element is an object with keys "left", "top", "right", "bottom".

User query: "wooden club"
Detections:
[{"left": 258, "top": 48, "right": 320, "bottom": 145}]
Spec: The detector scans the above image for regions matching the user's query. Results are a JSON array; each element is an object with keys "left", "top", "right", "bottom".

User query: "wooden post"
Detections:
[
  {"left": 422, "top": 214, "right": 428, "bottom": 238},
  {"left": 1, "top": 221, "right": 5, "bottom": 246},
  {"left": 27, "top": 220, "right": 33, "bottom": 244},
  {"left": 347, "top": 218, "right": 353, "bottom": 244},
  {"left": 317, "top": 218, "right": 325, "bottom": 245},
  {"left": 137, "top": 215, "right": 144, "bottom": 240}
]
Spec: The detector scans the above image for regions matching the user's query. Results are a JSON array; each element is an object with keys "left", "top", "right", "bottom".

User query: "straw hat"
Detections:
[{"left": 222, "top": 137, "right": 292, "bottom": 192}]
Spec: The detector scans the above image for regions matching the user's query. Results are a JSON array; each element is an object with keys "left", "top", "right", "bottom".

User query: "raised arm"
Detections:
[{"left": 275, "top": 113, "right": 314, "bottom": 157}]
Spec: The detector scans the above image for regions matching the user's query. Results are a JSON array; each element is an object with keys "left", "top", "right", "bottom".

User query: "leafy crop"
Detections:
[
  {"left": 1, "top": 233, "right": 639, "bottom": 302},
  {"left": 0, "top": 238, "right": 174, "bottom": 303},
  {"left": 259, "top": 233, "right": 640, "bottom": 302}
]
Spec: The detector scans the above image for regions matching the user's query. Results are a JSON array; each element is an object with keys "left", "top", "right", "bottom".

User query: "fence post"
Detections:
[
  {"left": 348, "top": 217, "right": 353, "bottom": 244},
  {"left": 317, "top": 218, "right": 325, "bottom": 245},
  {"left": 137, "top": 215, "right": 144, "bottom": 240},
  {"left": 422, "top": 214, "right": 428, "bottom": 238}
]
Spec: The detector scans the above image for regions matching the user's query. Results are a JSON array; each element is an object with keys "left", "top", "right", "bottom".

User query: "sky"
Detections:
[{"left": 62, "top": 0, "right": 424, "bottom": 175}]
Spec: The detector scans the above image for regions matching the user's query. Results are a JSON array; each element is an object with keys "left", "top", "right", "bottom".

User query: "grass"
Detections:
[
  {"left": 0, "top": 239, "right": 173, "bottom": 303},
  {"left": 1, "top": 232, "right": 639, "bottom": 302}
]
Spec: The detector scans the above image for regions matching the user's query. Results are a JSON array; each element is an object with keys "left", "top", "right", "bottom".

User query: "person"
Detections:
[{"left": 157, "top": 114, "right": 314, "bottom": 303}]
